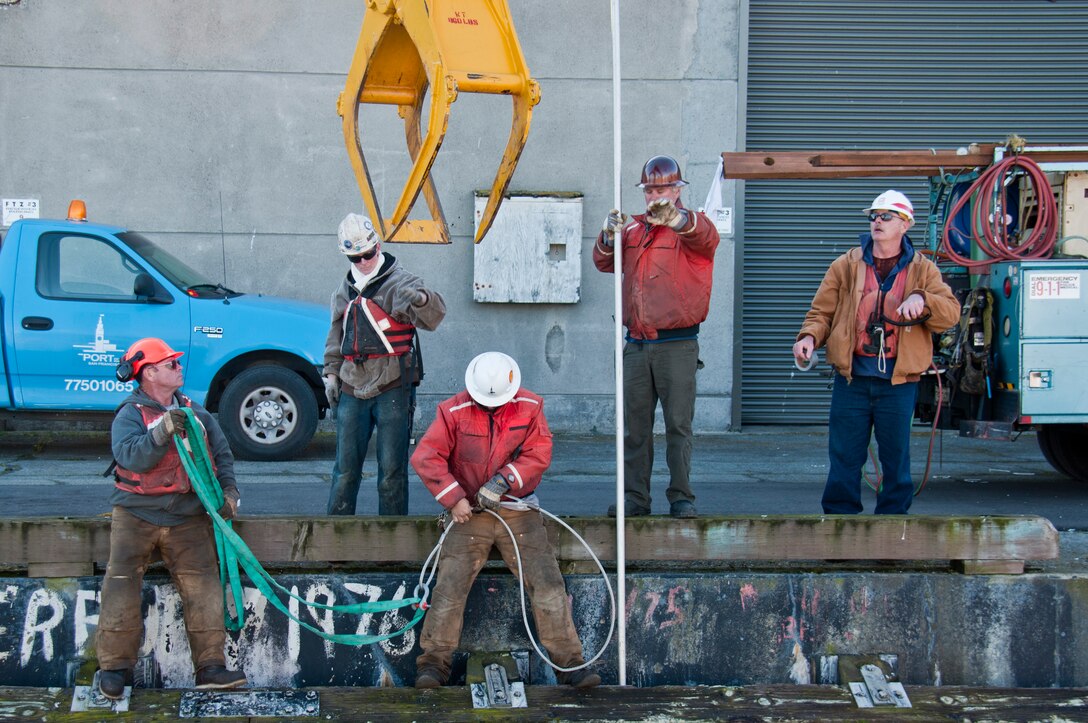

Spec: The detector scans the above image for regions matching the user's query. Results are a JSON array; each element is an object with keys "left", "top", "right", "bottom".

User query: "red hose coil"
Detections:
[{"left": 940, "top": 154, "right": 1058, "bottom": 268}]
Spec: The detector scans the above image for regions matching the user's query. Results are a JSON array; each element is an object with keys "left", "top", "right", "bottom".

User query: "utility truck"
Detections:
[{"left": 0, "top": 201, "right": 329, "bottom": 460}]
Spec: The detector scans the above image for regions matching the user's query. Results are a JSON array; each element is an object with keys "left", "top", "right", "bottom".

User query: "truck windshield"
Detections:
[{"left": 118, "top": 231, "right": 239, "bottom": 297}]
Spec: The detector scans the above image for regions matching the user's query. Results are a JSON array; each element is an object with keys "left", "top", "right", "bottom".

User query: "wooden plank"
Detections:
[
  {"left": 2, "top": 684, "right": 1087, "bottom": 722},
  {"left": 0, "top": 515, "right": 1058, "bottom": 571},
  {"left": 954, "top": 559, "right": 1026, "bottom": 575},
  {"left": 26, "top": 562, "right": 93, "bottom": 578},
  {"left": 721, "top": 146, "right": 1088, "bottom": 179}
]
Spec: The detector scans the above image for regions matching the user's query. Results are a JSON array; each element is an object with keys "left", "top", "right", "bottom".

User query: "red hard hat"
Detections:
[
  {"left": 637, "top": 155, "right": 688, "bottom": 188},
  {"left": 119, "top": 338, "right": 183, "bottom": 379}
]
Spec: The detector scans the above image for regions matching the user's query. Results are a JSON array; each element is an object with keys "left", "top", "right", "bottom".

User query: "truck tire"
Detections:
[
  {"left": 1036, "top": 425, "right": 1088, "bottom": 483},
  {"left": 218, "top": 366, "right": 318, "bottom": 461}
]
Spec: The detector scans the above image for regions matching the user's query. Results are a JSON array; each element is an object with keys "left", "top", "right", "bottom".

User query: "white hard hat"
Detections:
[
  {"left": 864, "top": 190, "right": 914, "bottom": 222},
  {"left": 465, "top": 352, "right": 521, "bottom": 407},
  {"left": 337, "top": 212, "right": 379, "bottom": 255}
]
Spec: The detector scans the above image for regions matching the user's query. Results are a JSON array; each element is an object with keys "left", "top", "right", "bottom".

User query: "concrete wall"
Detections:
[
  {"left": 4, "top": 571, "right": 1086, "bottom": 688},
  {"left": 0, "top": 0, "right": 742, "bottom": 432}
]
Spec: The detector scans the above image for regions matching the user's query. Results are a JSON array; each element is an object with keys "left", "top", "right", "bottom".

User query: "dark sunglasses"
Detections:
[
  {"left": 347, "top": 247, "right": 379, "bottom": 263},
  {"left": 156, "top": 359, "right": 181, "bottom": 370},
  {"left": 868, "top": 211, "right": 903, "bottom": 222}
]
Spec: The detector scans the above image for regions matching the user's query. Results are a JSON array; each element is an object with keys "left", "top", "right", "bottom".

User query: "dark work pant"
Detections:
[
  {"left": 96, "top": 507, "right": 226, "bottom": 672},
  {"left": 822, "top": 374, "right": 919, "bottom": 515},
  {"left": 327, "top": 386, "right": 412, "bottom": 515},
  {"left": 416, "top": 508, "right": 585, "bottom": 680},
  {"left": 623, "top": 338, "right": 699, "bottom": 509}
]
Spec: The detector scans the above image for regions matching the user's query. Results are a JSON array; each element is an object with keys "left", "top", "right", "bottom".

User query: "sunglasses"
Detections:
[
  {"left": 868, "top": 211, "right": 904, "bottom": 222},
  {"left": 156, "top": 359, "right": 181, "bottom": 370},
  {"left": 347, "top": 247, "right": 379, "bottom": 263}
]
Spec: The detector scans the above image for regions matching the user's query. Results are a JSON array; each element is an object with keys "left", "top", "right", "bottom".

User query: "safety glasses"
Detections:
[
  {"left": 156, "top": 359, "right": 182, "bottom": 370},
  {"left": 868, "top": 211, "right": 904, "bottom": 222},
  {"left": 347, "top": 247, "right": 379, "bottom": 263}
]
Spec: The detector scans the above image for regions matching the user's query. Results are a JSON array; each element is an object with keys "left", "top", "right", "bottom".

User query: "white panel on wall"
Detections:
[{"left": 472, "top": 193, "right": 582, "bottom": 304}]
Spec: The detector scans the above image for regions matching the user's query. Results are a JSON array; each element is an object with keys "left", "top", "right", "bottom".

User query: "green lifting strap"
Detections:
[{"left": 172, "top": 408, "right": 426, "bottom": 644}]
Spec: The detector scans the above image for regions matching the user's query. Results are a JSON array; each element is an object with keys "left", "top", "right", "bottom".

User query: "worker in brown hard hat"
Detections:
[{"left": 593, "top": 155, "right": 721, "bottom": 519}]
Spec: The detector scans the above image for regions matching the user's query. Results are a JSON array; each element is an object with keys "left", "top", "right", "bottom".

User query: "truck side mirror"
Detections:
[{"left": 134, "top": 273, "right": 172, "bottom": 304}]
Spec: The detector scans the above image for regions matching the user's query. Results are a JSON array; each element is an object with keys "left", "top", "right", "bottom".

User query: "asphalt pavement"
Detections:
[{"left": 1, "top": 424, "right": 1086, "bottom": 530}]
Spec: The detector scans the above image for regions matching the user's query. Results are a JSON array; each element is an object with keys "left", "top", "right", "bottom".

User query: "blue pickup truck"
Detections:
[{"left": 0, "top": 201, "right": 330, "bottom": 460}]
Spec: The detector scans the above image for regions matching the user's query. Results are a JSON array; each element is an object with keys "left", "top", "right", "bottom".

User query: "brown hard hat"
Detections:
[{"left": 637, "top": 155, "right": 688, "bottom": 188}]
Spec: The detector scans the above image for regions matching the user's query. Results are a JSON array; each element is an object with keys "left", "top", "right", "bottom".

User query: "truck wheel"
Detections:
[
  {"left": 218, "top": 366, "right": 318, "bottom": 461},
  {"left": 1036, "top": 425, "right": 1088, "bottom": 483}
]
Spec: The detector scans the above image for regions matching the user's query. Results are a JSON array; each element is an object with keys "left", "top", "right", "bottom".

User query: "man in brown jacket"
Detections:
[{"left": 792, "top": 191, "right": 959, "bottom": 514}]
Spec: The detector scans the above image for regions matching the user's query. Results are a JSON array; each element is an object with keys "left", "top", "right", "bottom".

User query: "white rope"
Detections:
[{"left": 609, "top": 0, "right": 628, "bottom": 688}]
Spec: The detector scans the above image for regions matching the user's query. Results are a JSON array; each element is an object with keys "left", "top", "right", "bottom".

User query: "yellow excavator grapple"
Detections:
[{"left": 337, "top": 0, "right": 541, "bottom": 244}]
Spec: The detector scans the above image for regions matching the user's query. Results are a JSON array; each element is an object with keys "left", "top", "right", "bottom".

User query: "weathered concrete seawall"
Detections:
[{"left": 5, "top": 571, "right": 1086, "bottom": 690}]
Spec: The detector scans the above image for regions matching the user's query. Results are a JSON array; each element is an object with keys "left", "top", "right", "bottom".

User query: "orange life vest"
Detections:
[{"left": 113, "top": 399, "right": 210, "bottom": 495}]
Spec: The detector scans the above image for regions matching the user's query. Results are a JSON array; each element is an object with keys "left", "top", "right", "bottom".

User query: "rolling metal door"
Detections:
[{"left": 742, "top": 0, "right": 1088, "bottom": 423}]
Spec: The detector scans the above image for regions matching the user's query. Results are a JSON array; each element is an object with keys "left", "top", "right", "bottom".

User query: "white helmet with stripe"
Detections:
[
  {"left": 864, "top": 190, "right": 914, "bottom": 222},
  {"left": 465, "top": 352, "right": 521, "bottom": 408}
]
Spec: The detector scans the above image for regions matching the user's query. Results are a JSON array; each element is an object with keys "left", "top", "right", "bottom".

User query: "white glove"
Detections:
[
  {"left": 323, "top": 375, "right": 340, "bottom": 407},
  {"left": 646, "top": 198, "right": 687, "bottom": 230},
  {"left": 601, "top": 209, "right": 628, "bottom": 245}
]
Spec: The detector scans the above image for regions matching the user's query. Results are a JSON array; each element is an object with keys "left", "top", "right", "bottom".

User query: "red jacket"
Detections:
[
  {"left": 592, "top": 205, "right": 719, "bottom": 340},
  {"left": 411, "top": 389, "right": 552, "bottom": 510}
]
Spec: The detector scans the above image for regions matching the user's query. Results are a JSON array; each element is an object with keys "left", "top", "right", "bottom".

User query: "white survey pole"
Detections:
[{"left": 609, "top": 0, "right": 627, "bottom": 688}]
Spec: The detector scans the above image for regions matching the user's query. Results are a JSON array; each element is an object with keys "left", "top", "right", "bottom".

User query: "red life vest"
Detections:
[
  {"left": 341, "top": 297, "right": 416, "bottom": 362},
  {"left": 113, "top": 399, "right": 210, "bottom": 495},
  {"left": 854, "top": 264, "right": 910, "bottom": 359}
]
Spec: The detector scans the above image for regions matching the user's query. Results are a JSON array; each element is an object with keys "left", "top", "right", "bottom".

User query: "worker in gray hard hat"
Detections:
[
  {"left": 593, "top": 155, "right": 721, "bottom": 519},
  {"left": 410, "top": 352, "right": 601, "bottom": 689},
  {"left": 324, "top": 212, "right": 446, "bottom": 516},
  {"left": 793, "top": 190, "right": 959, "bottom": 515}
]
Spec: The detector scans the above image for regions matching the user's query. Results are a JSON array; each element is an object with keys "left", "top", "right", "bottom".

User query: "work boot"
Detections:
[
  {"left": 670, "top": 500, "right": 697, "bottom": 518},
  {"left": 559, "top": 668, "right": 601, "bottom": 688},
  {"left": 195, "top": 665, "right": 247, "bottom": 690},
  {"left": 97, "top": 669, "right": 129, "bottom": 700},
  {"left": 415, "top": 668, "right": 445, "bottom": 689},
  {"left": 607, "top": 499, "right": 650, "bottom": 518}
]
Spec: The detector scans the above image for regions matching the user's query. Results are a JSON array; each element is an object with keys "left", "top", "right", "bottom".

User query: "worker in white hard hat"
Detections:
[
  {"left": 792, "top": 191, "right": 959, "bottom": 514},
  {"left": 324, "top": 212, "right": 446, "bottom": 515},
  {"left": 592, "top": 155, "right": 721, "bottom": 519},
  {"left": 409, "top": 352, "right": 601, "bottom": 690}
]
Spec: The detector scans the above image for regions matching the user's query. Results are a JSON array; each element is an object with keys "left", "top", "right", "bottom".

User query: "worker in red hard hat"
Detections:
[
  {"left": 792, "top": 191, "right": 959, "bottom": 515},
  {"left": 593, "top": 155, "right": 721, "bottom": 519},
  {"left": 96, "top": 338, "right": 245, "bottom": 700},
  {"left": 410, "top": 352, "right": 601, "bottom": 690}
]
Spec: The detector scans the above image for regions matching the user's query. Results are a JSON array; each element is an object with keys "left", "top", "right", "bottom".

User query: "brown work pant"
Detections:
[
  {"left": 96, "top": 506, "right": 227, "bottom": 672},
  {"left": 416, "top": 507, "right": 585, "bottom": 680}
]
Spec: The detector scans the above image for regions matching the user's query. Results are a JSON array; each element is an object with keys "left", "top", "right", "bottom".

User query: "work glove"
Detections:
[
  {"left": 150, "top": 409, "right": 188, "bottom": 447},
  {"left": 216, "top": 499, "right": 237, "bottom": 521},
  {"left": 601, "top": 209, "right": 628, "bottom": 246},
  {"left": 323, "top": 375, "right": 340, "bottom": 407},
  {"left": 477, "top": 474, "right": 509, "bottom": 511},
  {"left": 646, "top": 198, "right": 688, "bottom": 231}
]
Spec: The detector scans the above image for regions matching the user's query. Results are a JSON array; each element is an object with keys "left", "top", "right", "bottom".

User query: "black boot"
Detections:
[
  {"left": 98, "top": 669, "right": 129, "bottom": 700},
  {"left": 195, "top": 665, "right": 247, "bottom": 690}
]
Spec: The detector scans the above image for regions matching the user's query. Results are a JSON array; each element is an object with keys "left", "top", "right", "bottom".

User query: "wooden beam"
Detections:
[
  {"left": 10, "top": 683, "right": 1088, "bottom": 721},
  {"left": 721, "top": 145, "right": 1088, "bottom": 179},
  {"left": 0, "top": 515, "right": 1058, "bottom": 573}
]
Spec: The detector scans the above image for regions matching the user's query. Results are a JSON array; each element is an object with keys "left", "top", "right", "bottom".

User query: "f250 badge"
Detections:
[
  {"left": 73, "top": 314, "right": 122, "bottom": 367},
  {"left": 194, "top": 325, "right": 223, "bottom": 339}
]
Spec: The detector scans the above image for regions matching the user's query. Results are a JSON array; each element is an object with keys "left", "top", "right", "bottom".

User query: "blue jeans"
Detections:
[
  {"left": 822, "top": 374, "right": 918, "bottom": 515},
  {"left": 327, "top": 386, "right": 413, "bottom": 516}
]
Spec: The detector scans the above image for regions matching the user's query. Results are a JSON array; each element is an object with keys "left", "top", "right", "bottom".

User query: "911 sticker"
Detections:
[
  {"left": 1027, "top": 272, "right": 1081, "bottom": 300},
  {"left": 65, "top": 378, "right": 135, "bottom": 393}
]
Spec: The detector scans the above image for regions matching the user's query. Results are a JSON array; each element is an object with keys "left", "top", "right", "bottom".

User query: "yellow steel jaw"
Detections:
[{"left": 337, "top": 0, "right": 541, "bottom": 244}]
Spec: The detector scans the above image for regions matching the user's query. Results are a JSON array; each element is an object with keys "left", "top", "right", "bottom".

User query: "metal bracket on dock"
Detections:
[
  {"left": 849, "top": 664, "right": 911, "bottom": 709},
  {"left": 468, "top": 651, "right": 527, "bottom": 709},
  {"left": 178, "top": 689, "right": 320, "bottom": 718},
  {"left": 71, "top": 670, "right": 130, "bottom": 712}
]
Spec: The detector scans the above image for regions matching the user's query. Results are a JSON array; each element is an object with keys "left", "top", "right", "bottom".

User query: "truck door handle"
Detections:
[{"left": 21, "top": 316, "right": 54, "bottom": 331}]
